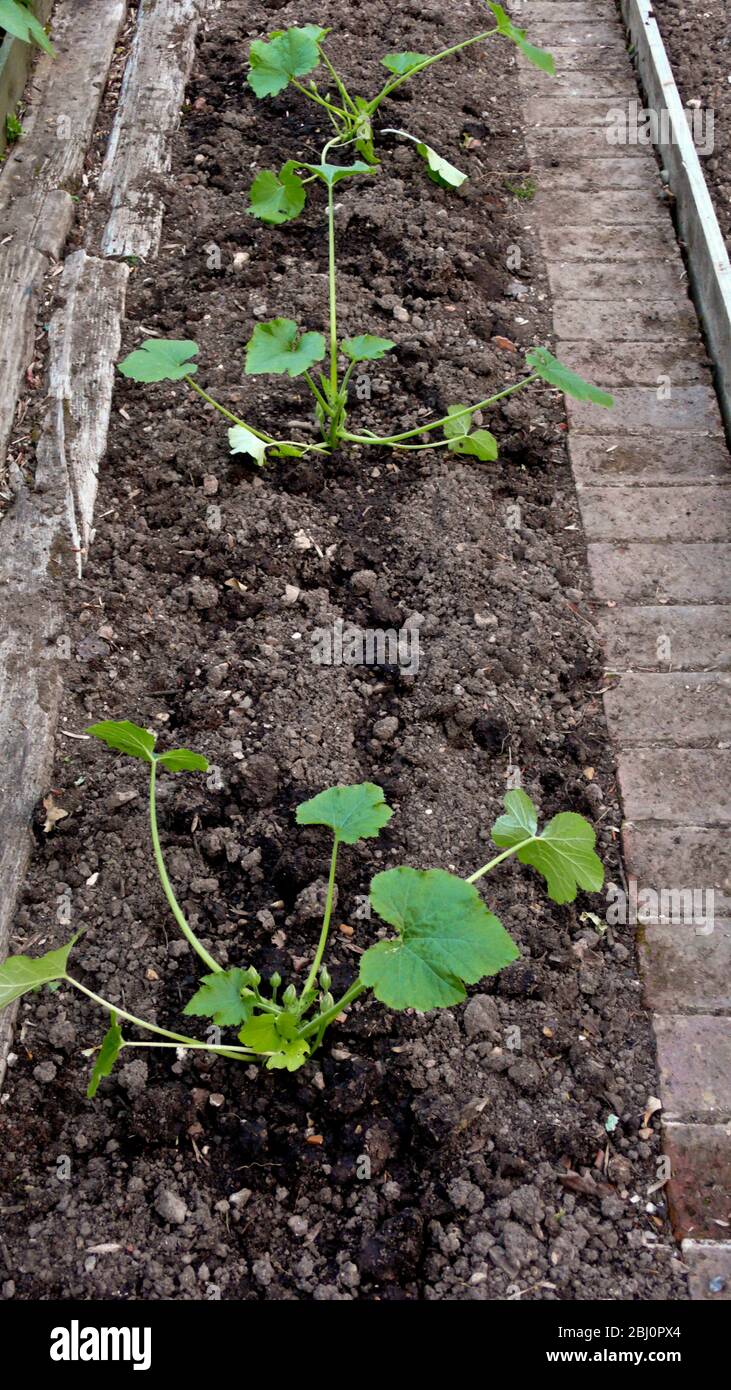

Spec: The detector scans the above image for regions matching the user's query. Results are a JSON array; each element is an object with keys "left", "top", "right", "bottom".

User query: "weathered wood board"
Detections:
[{"left": 100, "top": 0, "right": 217, "bottom": 259}]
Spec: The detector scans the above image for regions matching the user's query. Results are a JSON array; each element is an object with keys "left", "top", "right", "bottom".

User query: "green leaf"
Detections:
[
  {"left": 247, "top": 24, "right": 326, "bottom": 98},
  {"left": 341, "top": 335, "right": 395, "bottom": 363},
  {"left": 443, "top": 407, "right": 498, "bottom": 461},
  {"left": 415, "top": 141, "right": 467, "bottom": 189},
  {"left": 238, "top": 1014, "right": 278, "bottom": 1051},
  {"left": 492, "top": 790, "right": 604, "bottom": 904},
  {"left": 266, "top": 1038, "right": 310, "bottom": 1072},
  {"left": 301, "top": 159, "right": 374, "bottom": 188},
  {"left": 87, "top": 1015, "right": 122, "bottom": 1099},
  {"left": 354, "top": 97, "right": 377, "bottom": 164},
  {"left": 361, "top": 867, "right": 519, "bottom": 1010},
  {"left": 381, "top": 51, "right": 430, "bottom": 76},
  {"left": 296, "top": 783, "right": 393, "bottom": 845},
  {"left": 269, "top": 443, "right": 305, "bottom": 459},
  {"left": 86, "top": 720, "right": 156, "bottom": 762},
  {"left": 248, "top": 165, "right": 306, "bottom": 224},
  {"left": 157, "top": 748, "right": 209, "bottom": 773},
  {"left": 184, "top": 969, "right": 253, "bottom": 1027},
  {"left": 525, "top": 346, "right": 613, "bottom": 407},
  {"left": 117, "top": 339, "right": 199, "bottom": 383},
  {"left": 0, "top": 0, "right": 55, "bottom": 55},
  {"left": 487, "top": 2, "right": 556, "bottom": 75},
  {"left": 0, "top": 937, "right": 76, "bottom": 1012},
  {"left": 245, "top": 318, "right": 326, "bottom": 378},
  {"left": 228, "top": 425, "right": 267, "bottom": 467}
]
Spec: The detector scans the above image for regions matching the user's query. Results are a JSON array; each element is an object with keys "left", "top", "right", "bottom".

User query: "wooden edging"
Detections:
[
  {"left": 0, "top": 0, "right": 54, "bottom": 157},
  {"left": 619, "top": 0, "right": 731, "bottom": 438}
]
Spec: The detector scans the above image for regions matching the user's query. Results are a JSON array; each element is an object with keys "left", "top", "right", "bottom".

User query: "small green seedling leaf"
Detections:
[
  {"left": 157, "top": 748, "right": 209, "bottom": 773},
  {"left": 525, "top": 346, "right": 613, "bottom": 407},
  {"left": 302, "top": 159, "right": 374, "bottom": 187},
  {"left": 487, "top": 2, "right": 556, "bottom": 75},
  {"left": 228, "top": 425, "right": 268, "bottom": 467},
  {"left": 248, "top": 165, "right": 306, "bottom": 224},
  {"left": 361, "top": 867, "right": 519, "bottom": 1010},
  {"left": 266, "top": 1038, "right": 310, "bottom": 1072},
  {"left": 86, "top": 720, "right": 156, "bottom": 762},
  {"left": 443, "top": 406, "right": 498, "bottom": 461},
  {"left": 247, "top": 24, "right": 326, "bottom": 98},
  {"left": 118, "top": 339, "right": 199, "bottom": 383},
  {"left": 0, "top": 0, "right": 55, "bottom": 55},
  {"left": 381, "top": 51, "right": 430, "bottom": 76},
  {"left": 184, "top": 968, "right": 253, "bottom": 1027},
  {"left": 492, "top": 788, "right": 604, "bottom": 904},
  {"left": 0, "top": 937, "right": 76, "bottom": 1012},
  {"left": 239, "top": 1014, "right": 278, "bottom": 1052},
  {"left": 416, "top": 141, "right": 467, "bottom": 189},
  {"left": 341, "top": 334, "right": 395, "bottom": 363},
  {"left": 87, "top": 1014, "right": 122, "bottom": 1099},
  {"left": 245, "top": 318, "right": 326, "bottom": 378},
  {"left": 296, "top": 783, "right": 393, "bottom": 845}
]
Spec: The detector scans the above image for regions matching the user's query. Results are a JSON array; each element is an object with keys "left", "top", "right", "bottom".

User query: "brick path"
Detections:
[{"left": 518, "top": 0, "right": 731, "bottom": 1297}]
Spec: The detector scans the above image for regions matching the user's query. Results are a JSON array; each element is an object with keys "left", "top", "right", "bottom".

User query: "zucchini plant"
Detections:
[
  {"left": 0, "top": 0, "right": 54, "bottom": 54},
  {"left": 245, "top": 4, "right": 555, "bottom": 184},
  {"left": 0, "top": 721, "right": 604, "bottom": 1093},
  {"left": 118, "top": 146, "right": 612, "bottom": 467}
]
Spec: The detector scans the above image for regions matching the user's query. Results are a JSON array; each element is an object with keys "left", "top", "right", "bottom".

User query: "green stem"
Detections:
[
  {"left": 320, "top": 51, "right": 358, "bottom": 116},
  {"left": 149, "top": 759, "right": 221, "bottom": 974},
  {"left": 342, "top": 375, "right": 538, "bottom": 447},
  {"left": 185, "top": 376, "right": 272, "bottom": 439},
  {"left": 304, "top": 370, "right": 331, "bottom": 414},
  {"left": 466, "top": 836, "right": 535, "bottom": 884},
  {"left": 119, "top": 1040, "right": 255, "bottom": 1056},
  {"left": 326, "top": 181, "right": 339, "bottom": 397},
  {"left": 299, "top": 980, "right": 365, "bottom": 1039},
  {"left": 368, "top": 28, "right": 499, "bottom": 113},
  {"left": 66, "top": 977, "right": 201, "bottom": 1047},
  {"left": 302, "top": 836, "right": 340, "bottom": 998}
]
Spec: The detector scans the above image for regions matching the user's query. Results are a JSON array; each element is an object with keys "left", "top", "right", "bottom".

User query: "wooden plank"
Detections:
[
  {"left": 100, "top": 0, "right": 217, "bottom": 259},
  {"left": 0, "top": 239, "right": 46, "bottom": 476},
  {"left": 0, "top": 0, "right": 54, "bottom": 158},
  {"left": 36, "top": 250, "right": 129, "bottom": 572}
]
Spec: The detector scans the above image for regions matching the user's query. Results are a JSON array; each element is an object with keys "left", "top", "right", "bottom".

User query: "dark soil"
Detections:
[
  {"left": 650, "top": 0, "right": 731, "bottom": 252},
  {"left": 0, "top": 0, "right": 688, "bottom": 1301}
]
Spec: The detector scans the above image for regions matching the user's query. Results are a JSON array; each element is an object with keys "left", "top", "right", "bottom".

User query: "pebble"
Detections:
[
  {"left": 155, "top": 1189, "right": 188, "bottom": 1226},
  {"left": 33, "top": 1062, "right": 57, "bottom": 1084},
  {"left": 373, "top": 715, "right": 399, "bottom": 741}
]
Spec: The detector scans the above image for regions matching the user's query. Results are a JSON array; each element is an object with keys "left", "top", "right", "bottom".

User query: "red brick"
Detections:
[
  {"left": 654, "top": 1015, "right": 731, "bottom": 1120},
  {"left": 621, "top": 825, "right": 731, "bottom": 913},
  {"left": 536, "top": 189, "right": 668, "bottom": 225},
  {"left": 640, "top": 923, "right": 731, "bottom": 1013},
  {"left": 664, "top": 1125, "right": 731, "bottom": 1239},
  {"left": 604, "top": 672, "right": 731, "bottom": 746},
  {"left": 568, "top": 386, "right": 723, "bottom": 434},
  {"left": 683, "top": 1240, "right": 731, "bottom": 1299},
  {"left": 538, "top": 157, "right": 660, "bottom": 189},
  {"left": 556, "top": 341, "right": 710, "bottom": 387},
  {"left": 555, "top": 300, "right": 699, "bottom": 341},
  {"left": 597, "top": 605, "right": 731, "bottom": 671},
  {"left": 579, "top": 487, "right": 731, "bottom": 541},
  {"left": 548, "top": 260, "right": 686, "bottom": 301},
  {"left": 569, "top": 434, "right": 731, "bottom": 486}
]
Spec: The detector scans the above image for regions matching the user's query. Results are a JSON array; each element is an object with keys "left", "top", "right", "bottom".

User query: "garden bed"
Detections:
[{"left": 0, "top": 0, "right": 688, "bottom": 1301}]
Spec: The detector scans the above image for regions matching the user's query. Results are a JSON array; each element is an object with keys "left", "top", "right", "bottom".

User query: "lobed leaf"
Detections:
[
  {"left": 245, "top": 318, "right": 326, "bottom": 378},
  {"left": 118, "top": 338, "right": 199, "bottom": 383},
  {"left": 87, "top": 1015, "right": 123, "bottom": 1099},
  {"left": 248, "top": 165, "right": 306, "bottom": 224},
  {"left": 381, "top": 51, "right": 430, "bottom": 76},
  {"left": 341, "top": 334, "right": 395, "bottom": 363},
  {"left": 0, "top": 0, "right": 55, "bottom": 55},
  {"left": 296, "top": 783, "right": 393, "bottom": 845},
  {"left": 492, "top": 789, "right": 604, "bottom": 904},
  {"left": 487, "top": 2, "right": 556, "bottom": 75},
  {"left": 87, "top": 720, "right": 156, "bottom": 762},
  {"left": 0, "top": 937, "right": 76, "bottom": 1012},
  {"left": 247, "top": 24, "right": 326, "bottom": 98},
  {"left": 228, "top": 425, "right": 268, "bottom": 467},
  {"left": 361, "top": 867, "right": 519, "bottom": 1010},
  {"left": 525, "top": 346, "right": 613, "bottom": 407},
  {"left": 184, "top": 969, "right": 253, "bottom": 1027}
]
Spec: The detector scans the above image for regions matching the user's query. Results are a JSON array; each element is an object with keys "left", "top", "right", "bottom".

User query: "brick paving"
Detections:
[{"left": 519, "top": 0, "right": 731, "bottom": 1297}]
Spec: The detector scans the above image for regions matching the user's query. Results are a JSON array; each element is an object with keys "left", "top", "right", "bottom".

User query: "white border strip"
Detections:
[{"left": 620, "top": 0, "right": 731, "bottom": 435}]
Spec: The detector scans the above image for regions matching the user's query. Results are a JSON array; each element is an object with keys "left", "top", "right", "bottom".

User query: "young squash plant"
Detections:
[
  {"left": 245, "top": 4, "right": 555, "bottom": 186},
  {"left": 118, "top": 143, "right": 613, "bottom": 467},
  {"left": 0, "top": 721, "right": 604, "bottom": 1094}
]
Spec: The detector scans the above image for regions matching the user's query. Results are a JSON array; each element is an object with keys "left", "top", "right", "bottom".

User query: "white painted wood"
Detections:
[{"left": 100, "top": 0, "right": 217, "bottom": 259}]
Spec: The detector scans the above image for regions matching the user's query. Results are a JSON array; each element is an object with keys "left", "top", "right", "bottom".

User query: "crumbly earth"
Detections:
[
  {"left": 0, "top": 0, "right": 688, "bottom": 1301},
  {"left": 650, "top": 0, "right": 731, "bottom": 251}
]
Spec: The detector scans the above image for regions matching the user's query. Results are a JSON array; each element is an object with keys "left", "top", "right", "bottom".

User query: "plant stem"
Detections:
[
  {"left": 302, "top": 836, "right": 340, "bottom": 998},
  {"left": 466, "top": 837, "right": 535, "bottom": 884},
  {"left": 341, "top": 375, "right": 538, "bottom": 447},
  {"left": 368, "top": 27, "right": 499, "bottom": 113},
  {"left": 149, "top": 759, "right": 221, "bottom": 974},
  {"left": 185, "top": 376, "right": 270, "bottom": 438},
  {"left": 304, "top": 370, "right": 331, "bottom": 413},
  {"left": 320, "top": 50, "right": 357, "bottom": 116},
  {"left": 66, "top": 977, "right": 198, "bottom": 1046},
  {"left": 299, "top": 980, "right": 365, "bottom": 1039},
  {"left": 119, "top": 1040, "right": 255, "bottom": 1056},
  {"left": 326, "top": 181, "right": 339, "bottom": 399}
]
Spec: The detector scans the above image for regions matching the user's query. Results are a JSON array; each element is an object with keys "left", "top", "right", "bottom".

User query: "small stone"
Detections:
[
  {"left": 373, "top": 715, "right": 399, "bottom": 742},
  {"left": 392, "top": 305, "right": 409, "bottom": 322},
  {"left": 33, "top": 1062, "right": 57, "bottom": 1084},
  {"left": 229, "top": 1188, "right": 252, "bottom": 1208},
  {"left": 283, "top": 584, "right": 301, "bottom": 604},
  {"left": 202, "top": 475, "right": 219, "bottom": 496},
  {"left": 350, "top": 569, "right": 377, "bottom": 594},
  {"left": 463, "top": 995, "right": 500, "bottom": 1039},
  {"left": 155, "top": 1189, "right": 188, "bottom": 1226}
]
